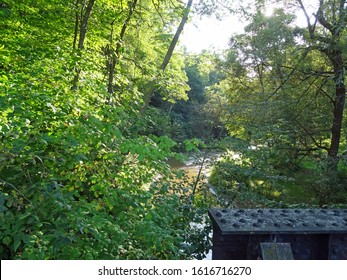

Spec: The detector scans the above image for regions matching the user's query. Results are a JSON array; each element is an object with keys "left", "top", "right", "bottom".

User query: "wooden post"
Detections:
[{"left": 260, "top": 242, "right": 294, "bottom": 260}]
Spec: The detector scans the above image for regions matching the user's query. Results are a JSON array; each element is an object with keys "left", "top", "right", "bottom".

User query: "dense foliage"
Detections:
[
  {"left": 0, "top": 0, "right": 214, "bottom": 259},
  {"left": 210, "top": 0, "right": 347, "bottom": 207},
  {"left": 1, "top": 0, "right": 347, "bottom": 260}
]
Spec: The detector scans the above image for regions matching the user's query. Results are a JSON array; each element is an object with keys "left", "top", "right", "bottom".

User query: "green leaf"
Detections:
[
  {"left": 0, "top": 205, "right": 8, "bottom": 212},
  {"left": 0, "top": 192, "right": 5, "bottom": 205},
  {"left": 14, "top": 236, "right": 21, "bottom": 252},
  {"left": 3, "top": 236, "right": 11, "bottom": 245}
]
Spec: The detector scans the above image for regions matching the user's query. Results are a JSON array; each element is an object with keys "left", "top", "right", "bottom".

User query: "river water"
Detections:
[
  {"left": 167, "top": 152, "right": 221, "bottom": 193},
  {"left": 167, "top": 152, "right": 224, "bottom": 260}
]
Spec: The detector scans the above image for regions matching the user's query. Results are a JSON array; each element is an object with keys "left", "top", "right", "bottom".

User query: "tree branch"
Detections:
[
  {"left": 0, "top": 179, "right": 33, "bottom": 207},
  {"left": 297, "top": 0, "right": 331, "bottom": 44},
  {"left": 294, "top": 118, "right": 329, "bottom": 151}
]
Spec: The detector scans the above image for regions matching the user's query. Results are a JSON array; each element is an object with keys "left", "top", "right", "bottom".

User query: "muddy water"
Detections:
[
  {"left": 167, "top": 152, "right": 220, "bottom": 180},
  {"left": 167, "top": 152, "right": 222, "bottom": 198}
]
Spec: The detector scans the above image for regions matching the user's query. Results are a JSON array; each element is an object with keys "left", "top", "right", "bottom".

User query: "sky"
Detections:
[
  {"left": 179, "top": 14, "right": 245, "bottom": 53},
  {"left": 179, "top": 1, "right": 317, "bottom": 53}
]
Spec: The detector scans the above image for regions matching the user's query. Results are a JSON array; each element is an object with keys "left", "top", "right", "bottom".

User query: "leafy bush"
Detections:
[{"left": 0, "top": 46, "right": 210, "bottom": 260}]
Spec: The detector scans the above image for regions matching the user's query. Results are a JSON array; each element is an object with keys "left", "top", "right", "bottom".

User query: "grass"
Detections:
[
  {"left": 277, "top": 170, "right": 319, "bottom": 205},
  {"left": 270, "top": 164, "right": 347, "bottom": 206}
]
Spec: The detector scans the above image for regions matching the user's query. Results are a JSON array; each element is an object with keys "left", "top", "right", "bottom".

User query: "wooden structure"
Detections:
[
  {"left": 208, "top": 208, "right": 347, "bottom": 260},
  {"left": 260, "top": 242, "right": 293, "bottom": 260}
]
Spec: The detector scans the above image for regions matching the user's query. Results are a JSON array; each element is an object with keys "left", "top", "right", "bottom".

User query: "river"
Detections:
[
  {"left": 167, "top": 151, "right": 222, "bottom": 194},
  {"left": 167, "top": 151, "right": 224, "bottom": 260}
]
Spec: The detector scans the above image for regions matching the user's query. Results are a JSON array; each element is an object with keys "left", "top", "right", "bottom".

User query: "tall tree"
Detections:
[
  {"left": 222, "top": 1, "right": 347, "bottom": 168},
  {"left": 106, "top": 0, "right": 138, "bottom": 95},
  {"left": 160, "top": 0, "right": 193, "bottom": 71},
  {"left": 141, "top": 0, "right": 193, "bottom": 113},
  {"left": 72, "top": 0, "right": 96, "bottom": 90},
  {"left": 297, "top": 0, "right": 347, "bottom": 167}
]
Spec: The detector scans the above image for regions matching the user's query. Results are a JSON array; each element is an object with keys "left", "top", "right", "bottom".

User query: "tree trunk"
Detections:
[
  {"left": 78, "top": 0, "right": 95, "bottom": 50},
  {"left": 73, "top": 0, "right": 80, "bottom": 50},
  {"left": 107, "top": 0, "right": 138, "bottom": 95},
  {"left": 298, "top": 0, "right": 347, "bottom": 169},
  {"left": 72, "top": 0, "right": 96, "bottom": 90},
  {"left": 141, "top": 0, "right": 193, "bottom": 114},
  {"left": 327, "top": 50, "right": 346, "bottom": 167},
  {"left": 160, "top": 0, "right": 193, "bottom": 71}
]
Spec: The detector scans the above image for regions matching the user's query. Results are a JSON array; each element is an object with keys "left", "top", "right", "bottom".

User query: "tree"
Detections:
[
  {"left": 105, "top": 0, "right": 138, "bottom": 95},
  {"left": 141, "top": 0, "right": 193, "bottom": 113},
  {"left": 172, "top": 52, "right": 228, "bottom": 140},
  {"left": 222, "top": 9, "right": 310, "bottom": 150},
  {"left": 72, "top": 0, "right": 96, "bottom": 89},
  {"left": 209, "top": 1, "right": 347, "bottom": 205},
  {"left": 221, "top": 1, "right": 347, "bottom": 169},
  {"left": 297, "top": 0, "right": 347, "bottom": 167}
]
